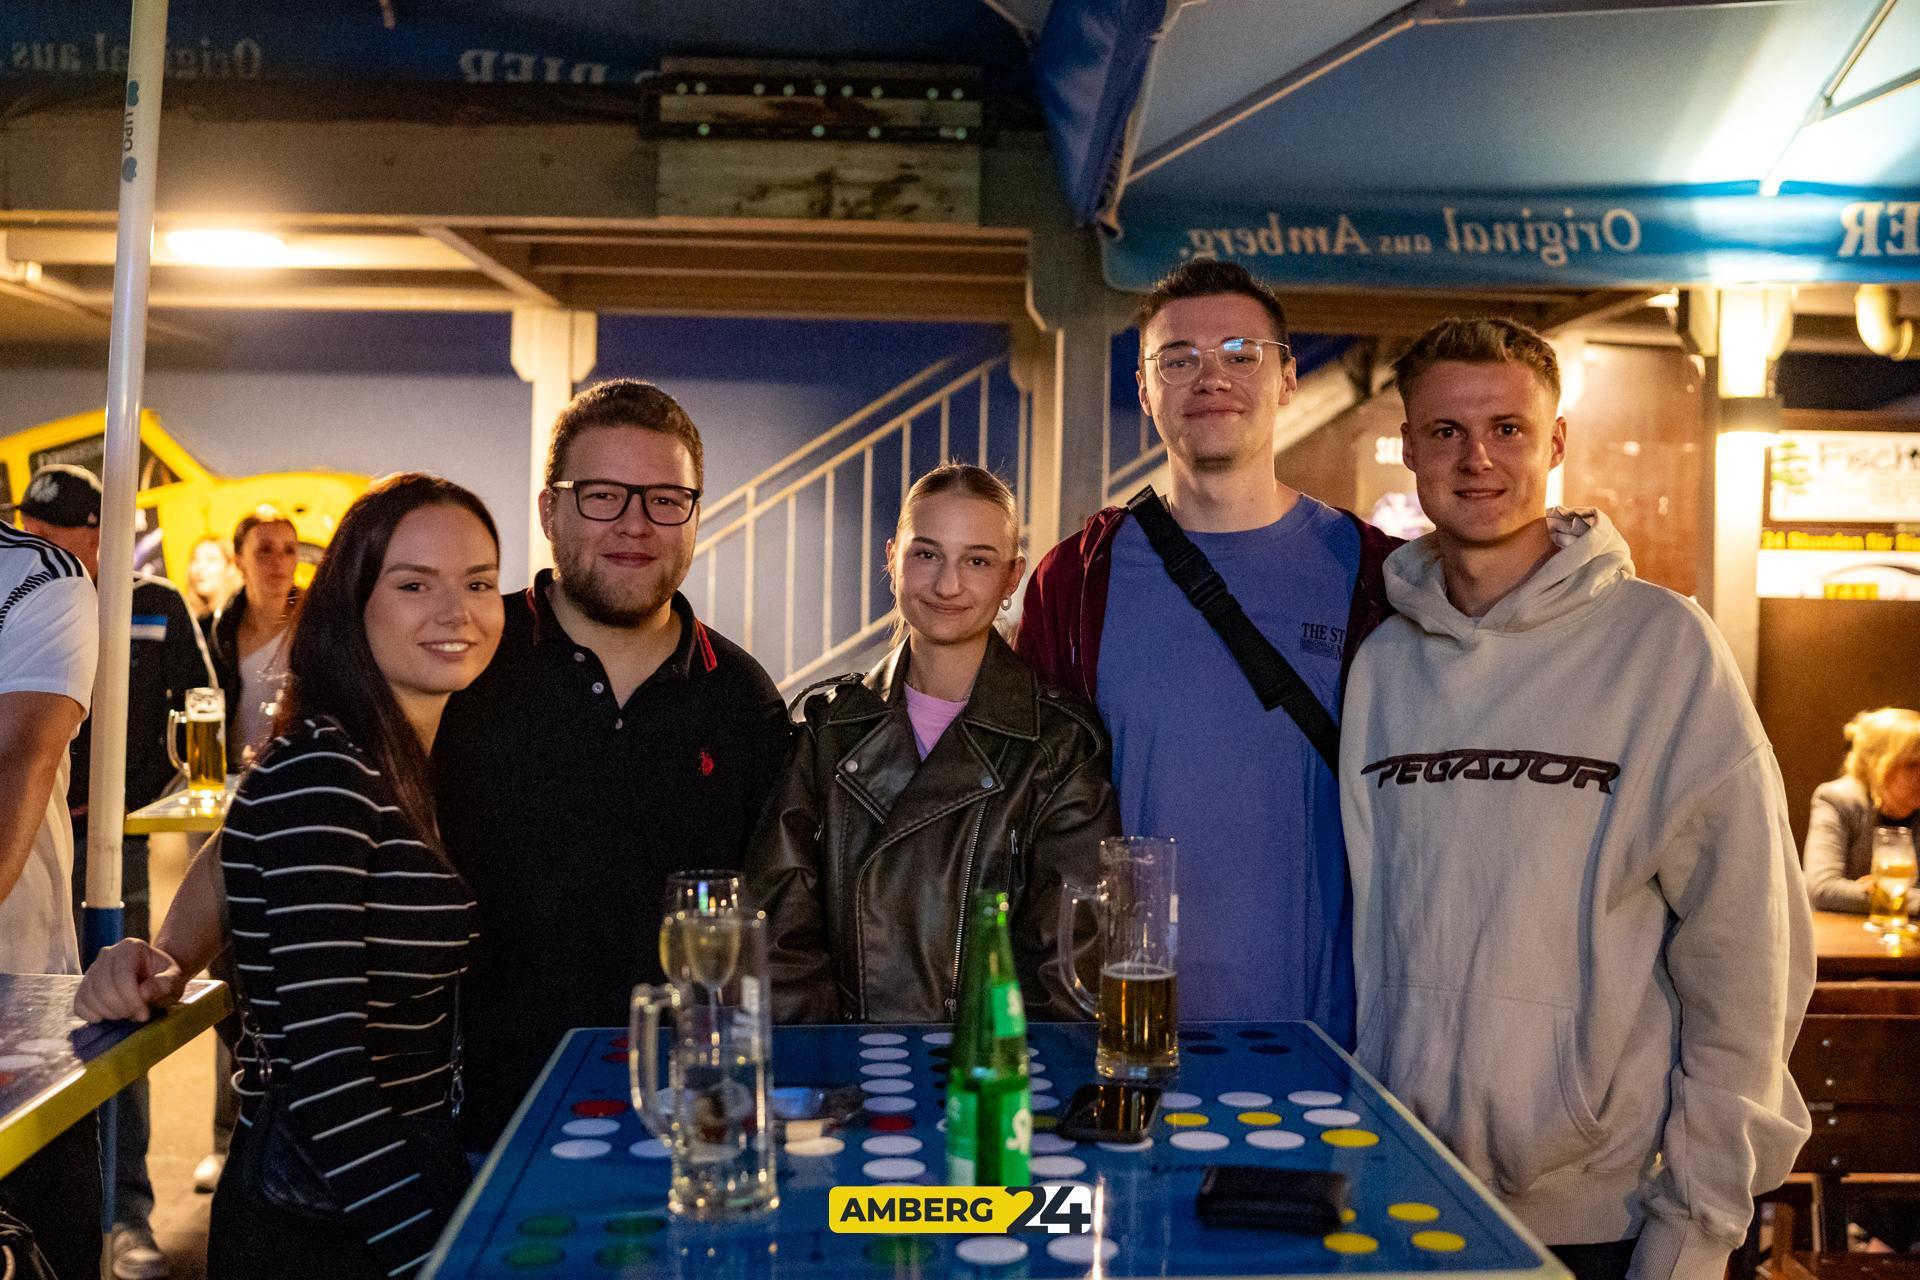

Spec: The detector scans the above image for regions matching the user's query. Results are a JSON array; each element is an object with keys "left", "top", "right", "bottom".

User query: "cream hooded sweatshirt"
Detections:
[{"left": 1341, "top": 510, "right": 1813, "bottom": 1280}]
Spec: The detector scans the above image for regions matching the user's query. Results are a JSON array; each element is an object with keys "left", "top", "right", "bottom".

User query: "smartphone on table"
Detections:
[{"left": 1055, "top": 1082, "right": 1161, "bottom": 1143}]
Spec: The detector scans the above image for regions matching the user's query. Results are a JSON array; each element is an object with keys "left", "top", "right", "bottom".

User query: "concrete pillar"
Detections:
[{"left": 511, "top": 308, "right": 597, "bottom": 579}]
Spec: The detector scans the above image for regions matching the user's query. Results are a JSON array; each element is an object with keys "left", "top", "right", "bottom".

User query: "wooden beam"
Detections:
[
  {"left": 1535, "top": 289, "right": 1660, "bottom": 334},
  {"left": 421, "top": 226, "right": 562, "bottom": 306}
]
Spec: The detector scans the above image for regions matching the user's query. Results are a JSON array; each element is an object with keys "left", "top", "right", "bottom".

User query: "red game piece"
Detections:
[
  {"left": 870, "top": 1115, "right": 914, "bottom": 1132},
  {"left": 602, "top": 1053, "right": 625, "bottom": 1063},
  {"left": 572, "top": 1098, "right": 625, "bottom": 1119},
  {"left": 610, "top": 1036, "right": 630, "bottom": 1051}
]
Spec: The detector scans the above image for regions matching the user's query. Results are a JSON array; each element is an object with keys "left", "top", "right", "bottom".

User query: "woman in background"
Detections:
[
  {"left": 751, "top": 463, "right": 1117, "bottom": 1024},
  {"left": 202, "top": 506, "right": 301, "bottom": 765},
  {"left": 1805, "top": 706, "right": 1920, "bottom": 915},
  {"left": 208, "top": 473, "right": 502, "bottom": 1280},
  {"left": 184, "top": 533, "right": 242, "bottom": 620}
]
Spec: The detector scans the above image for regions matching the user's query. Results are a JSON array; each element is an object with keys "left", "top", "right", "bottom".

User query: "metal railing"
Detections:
[{"left": 692, "top": 347, "right": 1030, "bottom": 697}]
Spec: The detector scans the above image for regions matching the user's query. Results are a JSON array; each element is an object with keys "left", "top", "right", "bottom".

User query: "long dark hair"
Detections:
[{"left": 276, "top": 473, "right": 499, "bottom": 849}]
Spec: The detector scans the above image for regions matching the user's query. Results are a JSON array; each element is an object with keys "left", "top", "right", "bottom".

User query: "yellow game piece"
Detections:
[
  {"left": 1163, "top": 1112, "right": 1209, "bottom": 1126},
  {"left": 1319, "top": 1128, "right": 1380, "bottom": 1148},
  {"left": 1322, "top": 1232, "right": 1379, "bottom": 1255},
  {"left": 1412, "top": 1231, "right": 1467, "bottom": 1253},
  {"left": 1389, "top": 1202, "right": 1440, "bottom": 1223},
  {"left": 1236, "top": 1110, "right": 1281, "bottom": 1125},
  {"left": 1033, "top": 1114, "right": 1058, "bottom": 1131}
]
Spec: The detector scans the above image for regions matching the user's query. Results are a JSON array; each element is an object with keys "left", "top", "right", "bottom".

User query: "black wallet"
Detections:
[{"left": 1194, "top": 1166, "right": 1349, "bottom": 1235}]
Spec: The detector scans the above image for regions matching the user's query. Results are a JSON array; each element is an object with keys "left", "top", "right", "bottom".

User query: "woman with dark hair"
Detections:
[
  {"left": 207, "top": 473, "right": 503, "bottom": 1280},
  {"left": 202, "top": 504, "right": 303, "bottom": 765},
  {"left": 751, "top": 463, "right": 1119, "bottom": 1024}
]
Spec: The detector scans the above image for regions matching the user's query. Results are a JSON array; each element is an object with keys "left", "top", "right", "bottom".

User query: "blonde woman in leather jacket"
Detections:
[{"left": 750, "top": 464, "right": 1119, "bottom": 1024}]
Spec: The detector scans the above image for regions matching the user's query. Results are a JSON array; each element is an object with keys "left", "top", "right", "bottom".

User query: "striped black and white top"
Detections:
[{"left": 221, "top": 716, "right": 477, "bottom": 1279}]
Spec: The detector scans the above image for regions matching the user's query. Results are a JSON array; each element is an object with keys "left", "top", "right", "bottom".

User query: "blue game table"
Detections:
[{"left": 423, "top": 1022, "right": 1568, "bottom": 1280}]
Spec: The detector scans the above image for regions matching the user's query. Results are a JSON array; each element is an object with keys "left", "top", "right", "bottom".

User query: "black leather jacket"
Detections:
[{"left": 750, "top": 631, "right": 1119, "bottom": 1024}]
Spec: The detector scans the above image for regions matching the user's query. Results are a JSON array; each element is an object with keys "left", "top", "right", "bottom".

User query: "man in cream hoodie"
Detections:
[{"left": 1341, "top": 317, "right": 1813, "bottom": 1280}]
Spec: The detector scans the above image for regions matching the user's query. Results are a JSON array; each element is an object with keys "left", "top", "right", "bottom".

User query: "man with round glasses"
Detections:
[{"left": 1017, "top": 260, "right": 1399, "bottom": 1043}]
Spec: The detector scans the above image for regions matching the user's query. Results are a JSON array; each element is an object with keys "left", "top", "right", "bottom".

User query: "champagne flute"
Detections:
[{"left": 660, "top": 870, "right": 744, "bottom": 983}]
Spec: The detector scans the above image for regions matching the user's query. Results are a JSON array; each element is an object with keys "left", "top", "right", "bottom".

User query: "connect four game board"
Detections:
[{"left": 424, "top": 1022, "right": 1564, "bottom": 1280}]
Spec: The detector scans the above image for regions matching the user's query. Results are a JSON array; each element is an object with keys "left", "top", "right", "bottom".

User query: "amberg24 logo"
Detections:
[{"left": 829, "top": 1183, "right": 1095, "bottom": 1234}]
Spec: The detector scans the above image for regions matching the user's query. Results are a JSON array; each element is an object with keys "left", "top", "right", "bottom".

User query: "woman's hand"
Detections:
[{"left": 72, "top": 938, "right": 187, "bottom": 1023}]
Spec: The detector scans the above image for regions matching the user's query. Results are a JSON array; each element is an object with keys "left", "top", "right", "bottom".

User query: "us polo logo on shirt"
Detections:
[
  {"left": 1362, "top": 748, "right": 1620, "bottom": 793},
  {"left": 698, "top": 748, "right": 715, "bottom": 777}
]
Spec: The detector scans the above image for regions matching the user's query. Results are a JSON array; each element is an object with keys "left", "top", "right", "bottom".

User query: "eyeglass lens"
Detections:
[{"left": 1153, "top": 338, "right": 1273, "bottom": 384}]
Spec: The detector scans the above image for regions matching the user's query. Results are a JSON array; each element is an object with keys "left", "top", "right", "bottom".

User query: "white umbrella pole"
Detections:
[
  {"left": 86, "top": 0, "right": 168, "bottom": 1253},
  {"left": 85, "top": 0, "right": 170, "bottom": 948}
]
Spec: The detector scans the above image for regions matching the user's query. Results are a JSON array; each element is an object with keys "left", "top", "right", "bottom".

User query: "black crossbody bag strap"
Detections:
[{"left": 1126, "top": 485, "right": 1340, "bottom": 774}]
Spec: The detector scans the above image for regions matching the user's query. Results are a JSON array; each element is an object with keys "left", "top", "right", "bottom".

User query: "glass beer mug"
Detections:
[
  {"left": 1059, "top": 836, "right": 1179, "bottom": 1081},
  {"left": 1867, "top": 825, "right": 1917, "bottom": 936},
  {"left": 167, "top": 687, "right": 228, "bottom": 798},
  {"left": 630, "top": 913, "right": 778, "bottom": 1221}
]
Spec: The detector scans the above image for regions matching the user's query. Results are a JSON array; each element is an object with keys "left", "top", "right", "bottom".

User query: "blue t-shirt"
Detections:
[{"left": 1096, "top": 497, "right": 1359, "bottom": 1041}]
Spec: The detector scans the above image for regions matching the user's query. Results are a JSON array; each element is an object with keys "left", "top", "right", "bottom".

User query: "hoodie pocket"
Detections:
[{"left": 1363, "top": 984, "right": 1607, "bottom": 1196}]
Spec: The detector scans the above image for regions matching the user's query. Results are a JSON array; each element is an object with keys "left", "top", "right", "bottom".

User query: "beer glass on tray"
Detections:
[
  {"left": 166, "top": 686, "right": 227, "bottom": 805},
  {"left": 1059, "top": 836, "right": 1180, "bottom": 1081}
]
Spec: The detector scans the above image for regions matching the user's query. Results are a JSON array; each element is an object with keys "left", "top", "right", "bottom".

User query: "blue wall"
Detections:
[{"left": 0, "top": 312, "right": 1007, "bottom": 593}]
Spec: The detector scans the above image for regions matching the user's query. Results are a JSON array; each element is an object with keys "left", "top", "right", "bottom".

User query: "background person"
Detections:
[
  {"left": 207, "top": 473, "right": 502, "bottom": 1280},
  {"left": 183, "top": 535, "right": 241, "bottom": 621},
  {"left": 15, "top": 464, "right": 213, "bottom": 1280},
  {"left": 1805, "top": 706, "right": 1920, "bottom": 916},
  {"left": 0, "top": 506, "right": 99, "bottom": 1280},
  {"left": 753, "top": 464, "right": 1117, "bottom": 1023},
  {"left": 203, "top": 505, "right": 300, "bottom": 766}
]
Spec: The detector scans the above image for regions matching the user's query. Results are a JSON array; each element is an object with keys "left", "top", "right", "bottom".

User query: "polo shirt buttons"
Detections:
[
  {"left": 980, "top": 775, "right": 994, "bottom": 789},
  {"left": 845, "top": 759, "right": 860, "bottom": 773},
  {"left": 574, "top": 651, "right": 586, "bottom": 662},
  {"left": 592, "top": 681, "right": 605, "bottom": 694},
  {"left": 615, "top": 719, "right": 624, "bottom": 730}
]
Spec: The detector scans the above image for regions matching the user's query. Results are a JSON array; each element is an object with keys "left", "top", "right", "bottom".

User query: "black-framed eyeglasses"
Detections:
[
  {"left": 550, "top": 480, "right": 703, "bottom": 525},
  {"left": 1143, "top": 337, "right": 1291, "bottom": 385}
]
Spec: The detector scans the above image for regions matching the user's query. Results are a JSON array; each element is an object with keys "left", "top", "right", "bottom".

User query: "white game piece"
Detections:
[
  {"left": 560, "top": 1118, "right": 620, "bottom": 1137},
  {"left": 1217, "top": 1091, "right": 1273, "bottom": 1108},
  {"left": 1097, "top": 1138, "right": 1153, "bottom": 1153},
  {"left": 864, "top": 1096, "right": 916, "bottom": 1114},
  {"left": 785, "top": 1136, "right": 845, "bottom": 1157},
  {"left": 860, "top": 1032, "right": 908, "bottom": 1045},
  {"left": 1303, "top": 1108, "right": 1361, "bottom": 1126},
  {"left": 861, "top": 1063, "right": 913, "bottom": 1077},
  {"left": 1169, "top": 1131, "right": 1230, "bottom": 1152},
  {"left": 922, "top": 1031, "right": 954, "bottom": 1045},
  {"left": 549, "top": 1138, "right": 612, "bottom": 1160},
  {"left": 861, "top": 1078, "right": 913, "bottom": 1094},
  {"left": 1286, "top": 1090, "right": 1343, "bottom": 1106},
  {"left": 1029, "top": 1133, "right": 1077, "bottom": 1154},
  {"left": 1047, "top": 1236, "right": 1119, "bottom": 1265},
  {"left": 860, "top": 1047, "right": 910, "bottom": 1061},
  {"left": 956, "top": 1236, "right": 1029, "bottom": 1267},
  {"left": 1245, "top": 1129, "right": 1305, "bottom": 1151},
  {"left": 1027, "top": 1077, "right": 1052, "bottom": 1093},
  {"left": 1029, "top": 1155, "right": 1086, "bottom": 1178},
  {"left": 861, "top": 1135, "right": 923, "bottom": 1156},
  {"left": 1029, "top": 1094, "right": 1059, "bottom": 1111},
  {"left": 863, "top": 1157, "right": 927, "bottom": 1180},
  {"left": 1159, "top": 1092, "right": 1202, "bottom": 1108}
]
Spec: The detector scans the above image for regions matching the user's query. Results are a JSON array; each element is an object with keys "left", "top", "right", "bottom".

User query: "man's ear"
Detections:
[
  {"left": 537, "top": 486, "right": 556, "bottom": 542},
  {"left": 1550, "top": 416, "right": 1568, "bottom": 469},
  {"left": 1136, "top": 367, "right": 1152, "bottom": 419},
  {"left": 1399, "top": 422, "right": 1416, "bottom": 472}
]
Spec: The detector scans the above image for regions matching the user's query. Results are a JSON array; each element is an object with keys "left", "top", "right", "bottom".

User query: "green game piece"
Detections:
[
  {"left": 864, "top": 1238, "right": 938, "bottom": 1266},
  {"left": 518, "top": 1213, "right": 577, "bottom": 1236},
  {"left": 596, "top": 1241, "right": 659, "bottom": 1269},
  {"left": 603, "top": 1212, "right": 668, "bottom": 1237},
  {"left": 503, "top": 1242, "right": 565, "bottom": 1268}
]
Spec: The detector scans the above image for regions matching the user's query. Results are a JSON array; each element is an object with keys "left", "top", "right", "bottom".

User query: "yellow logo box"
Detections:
[{"left": 828, "top": 1185, "right": 1094, "bottom": 1234}]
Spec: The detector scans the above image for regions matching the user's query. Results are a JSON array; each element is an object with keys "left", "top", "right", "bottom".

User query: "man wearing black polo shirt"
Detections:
[
  {"left": 73, "top": 381, "right": 788, "bottom": 1152},
  {"left": 434, "top": 380, "right": 787, "bottom": 1143}
]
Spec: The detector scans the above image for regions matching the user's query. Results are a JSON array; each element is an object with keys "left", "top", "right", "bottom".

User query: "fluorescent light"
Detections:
[{"left": 163, "top": 229, "right": 290, "bottom": 268}]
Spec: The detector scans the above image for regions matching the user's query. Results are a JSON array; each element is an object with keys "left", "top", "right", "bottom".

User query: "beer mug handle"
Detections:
[
  {"left": 1056, "top": 881, "right": 1102, "bottom": 1019},
  {"left": 627, "top": 983, "right": 680, "bottom": 1138},
  {"left": 166, "top": 709, "right": 188, "bottom": 778}
]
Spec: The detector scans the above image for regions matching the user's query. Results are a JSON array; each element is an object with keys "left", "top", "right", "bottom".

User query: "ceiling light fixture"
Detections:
[{"left": 162, "top": 228, "right": 290, "bottom": 268}]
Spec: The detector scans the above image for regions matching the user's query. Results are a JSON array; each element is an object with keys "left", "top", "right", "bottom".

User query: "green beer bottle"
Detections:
[{"left": 945, "top": 890, "right": 1031, "bottom": 1186}]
